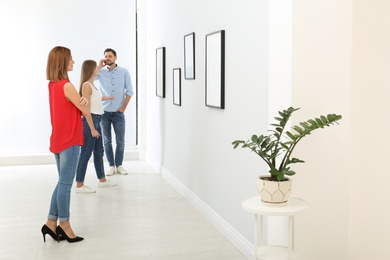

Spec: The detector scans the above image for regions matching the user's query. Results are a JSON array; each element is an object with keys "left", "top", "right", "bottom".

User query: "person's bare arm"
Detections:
[
  {"left": 63, "top": 82, "right": 98, "bottom": 137},
  {"left": 81, "top": 83, "right": 100, "bottom": 138}
]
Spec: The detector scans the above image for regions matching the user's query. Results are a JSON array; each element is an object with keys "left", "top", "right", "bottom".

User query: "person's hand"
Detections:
[
  {"left": 80, "top": 97, "right": 88, "bottom": 107},
  {"left": 102, "top": 96, "right": 114, "bottom": 101},
  {"left": 98, "top": 59, "right": 107, "bottom": 69},
  {"left": 91, "top": 129, "right": 100, "bottom": 138},
  {"left": 116, "top": 107, "right": 125, "bottom": 113}
]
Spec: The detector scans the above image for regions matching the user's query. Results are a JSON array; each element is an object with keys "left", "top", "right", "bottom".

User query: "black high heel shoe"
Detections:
[
  {"left": 56, "top": 225, "right": 84, "bottom": 243},
  {"left": 41, "top": 224, "right": 65, "bottom": 242}
]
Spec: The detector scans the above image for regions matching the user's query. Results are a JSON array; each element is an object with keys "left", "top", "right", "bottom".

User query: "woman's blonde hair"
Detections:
[
  {"left": 79, "top": 60, "right": 97, "bottom": 95},
  {"left": 46, "top": 46, "right": 71, "bottom": 82}
]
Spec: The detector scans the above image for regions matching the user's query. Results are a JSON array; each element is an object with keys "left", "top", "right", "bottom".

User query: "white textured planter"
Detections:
[{"left": 256, "top": 176, "right": 292, "bottom": 207}]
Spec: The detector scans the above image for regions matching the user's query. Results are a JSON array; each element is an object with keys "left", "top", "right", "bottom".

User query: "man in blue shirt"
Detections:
[{"left": 97, "top": 48, "right": 134, "bottom": 176}]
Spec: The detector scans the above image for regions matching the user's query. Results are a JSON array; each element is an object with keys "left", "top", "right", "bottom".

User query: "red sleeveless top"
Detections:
[{"left": 48, "top": 79, "right": 83, "bottom": 153}]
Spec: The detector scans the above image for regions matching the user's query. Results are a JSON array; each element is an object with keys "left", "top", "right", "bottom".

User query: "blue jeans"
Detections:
[
  {"left": 101, "top": 111, "right": 125, "bottom": 167},
  {"left": 76, "top": 115, "right": 105, "bottom": 182},
  {"left": 48, "top": 145, "right": 80, "bottom": 222}
]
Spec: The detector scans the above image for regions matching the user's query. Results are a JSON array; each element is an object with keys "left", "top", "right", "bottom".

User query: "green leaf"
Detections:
[
  {"left": 327, "top": 114, "right": 342, "bottom": 122},
  {"left": 263, "top": 141, "right": 275, "bottom": 153},
  {"left": 292, "top": 126, "right": 304, "bottom": 135},
  {"left": 300, "top": 122, "right": 310, "bottom": 130},
  {"left": 260, "top": 138, "right": 269, "bottom": 148},
  {"left": 269, "top": 167, "right": 280, "bottom": 176},
  {"left": 280, "top": 143, "right": 289, "bottom": 149},
  {"left": 327, "top": 114, "right": 334, "bottom": 121},
  {"left": 251, "top": 135, "right": 258, "bottom": 142},
  {"left": 286, "top": 131, "right": 296, "bottom": 141},
  {"left": 232, "top": 140, "right": 244, "bottom": 149},
  {"left": 283, "top": 170, "right": 296, "bottom": 176},
  {"left": 270, "top": 149, "right": 281, "bottom": 158},
  {"left": 291, "top": 158, "right": 305, "bottom": 163},
  {"left": 307, "top": 119, "right": 316, "bottom": 125},
  {"left": 288, "top": 107, "right": 300, "bottom": 113},
  {"left": 269, "top": 130, "right": 280, "bottom": 138},
  {"left": 276, "top": 174, "right": 285, "bottom": 181}
]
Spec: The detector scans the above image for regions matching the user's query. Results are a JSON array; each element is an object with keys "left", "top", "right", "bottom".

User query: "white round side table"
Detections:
[{"left": 242, "top": 196, "right": 308, "bottom": 260}]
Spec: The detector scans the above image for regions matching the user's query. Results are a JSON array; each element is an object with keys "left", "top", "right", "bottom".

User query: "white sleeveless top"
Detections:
[{"left": 83, "top": 82, "right": 104, "bottom": 115}]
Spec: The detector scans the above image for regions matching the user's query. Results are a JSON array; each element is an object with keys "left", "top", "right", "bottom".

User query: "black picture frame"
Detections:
[
  {"left": 205, "top": 30, "right": 225, "bottom": 109},
  {"left": 184, "top": 32, "right": 195, "bottom": 79},
  {"left": 173, "top": 68, "right": 181, "bottom": 106},
  {"left": 156, "top": 47, "right": 166, "bottom": 98}
]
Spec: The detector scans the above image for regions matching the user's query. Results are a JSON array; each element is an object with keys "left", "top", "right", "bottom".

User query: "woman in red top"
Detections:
[{"left": 41, "top": 46, "right": 93, "bottom": 243}]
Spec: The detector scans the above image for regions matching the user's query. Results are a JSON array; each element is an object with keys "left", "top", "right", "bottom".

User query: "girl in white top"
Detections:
[{"left": 75, "top": 60, "right": 116, "bottom": 193}]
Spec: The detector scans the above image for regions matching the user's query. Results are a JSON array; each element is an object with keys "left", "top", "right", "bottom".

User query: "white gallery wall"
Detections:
[
  {"left": 291, "top": 0, "right": 352, "bottom": 259},
  {"left": 138, "top": 0, "right": 390, "bottom": 259},
  {"left": 0, "top": 0, "right": 137, "bottom": 160},
  {"left": 349, "top": 0, "right": 390, "bottom": 259},
  {"left": 292, "top": 0, "right": 390, "bottom": 259},
  {"left": 137, "top": 0, "right": 270, "bottom": 257}
]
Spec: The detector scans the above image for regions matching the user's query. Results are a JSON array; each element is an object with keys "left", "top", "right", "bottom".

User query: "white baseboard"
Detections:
[
  {"left": 160, "top": 166, "right": 253, "bottom": 260},
  {"left": 0, "top": 153, "right": 56, "bottom": 166},
  {"left": 0, "top": 149, "right": 139, "bottom": 166}
]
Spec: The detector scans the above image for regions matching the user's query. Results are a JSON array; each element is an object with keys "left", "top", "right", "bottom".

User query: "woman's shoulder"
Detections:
[
  {"left": 49, "top": 79, "right": 70, "bottom": 87},
  {"left": 82, "top": 81, "right": 93, "bottom": 87}
]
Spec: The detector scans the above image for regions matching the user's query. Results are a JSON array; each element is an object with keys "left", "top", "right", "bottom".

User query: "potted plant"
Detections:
[{"left": 232, "top": 107, "right": 342, "bottom": 206}]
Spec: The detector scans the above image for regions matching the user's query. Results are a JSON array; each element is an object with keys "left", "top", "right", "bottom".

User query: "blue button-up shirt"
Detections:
[{"left": 97, "top": 65, "right": 133, "bottom": 112}]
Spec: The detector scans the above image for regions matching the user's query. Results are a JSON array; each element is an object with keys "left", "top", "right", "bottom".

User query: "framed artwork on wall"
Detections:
[
  {"left": 173, "top": 68, "right": 181, "bottom": 106},
  {"left": 184, "top": 32, "right": 195, "bottom": 79},
  {"left": 156, "top": 47, "right": 166, "bottom": 98},
  {"left": 205, "top": 30, "right": 225, "bottom": 109}
]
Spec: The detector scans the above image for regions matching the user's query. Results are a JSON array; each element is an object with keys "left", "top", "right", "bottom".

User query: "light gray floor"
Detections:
[{"left": 0, "top": 160, "right": 246, "bottom": 260}]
